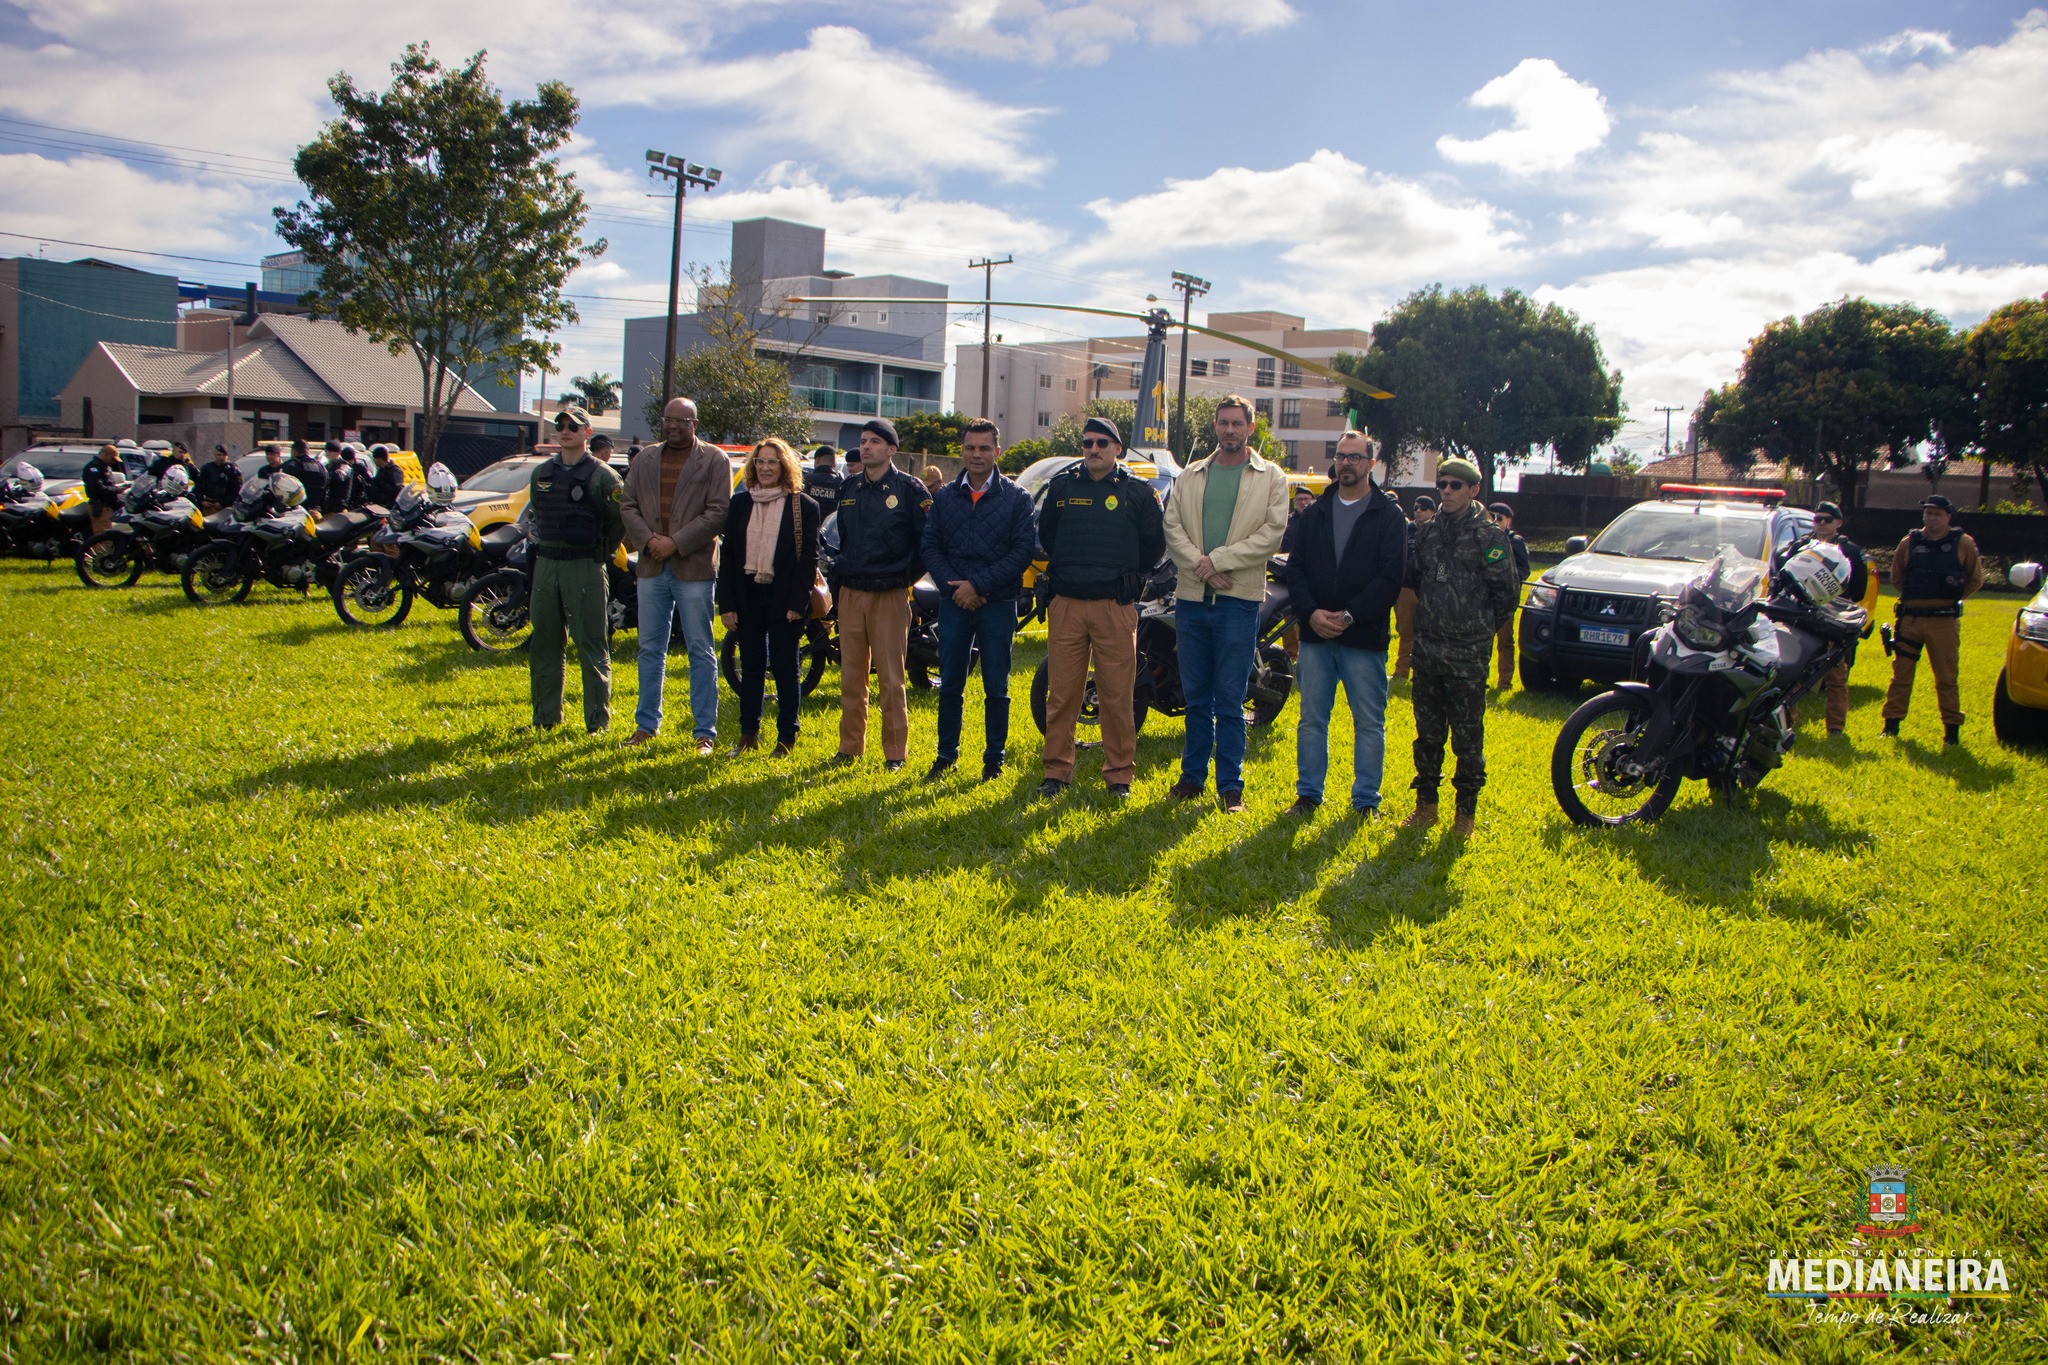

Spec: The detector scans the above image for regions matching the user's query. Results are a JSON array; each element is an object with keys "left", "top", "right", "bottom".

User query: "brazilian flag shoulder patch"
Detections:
[{"left": 1485, "top": 545, "right": 1506, "bottom": 563}]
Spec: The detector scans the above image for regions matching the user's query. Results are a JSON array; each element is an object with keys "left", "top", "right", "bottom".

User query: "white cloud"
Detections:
[
  {"left": 1865, "top": 29, "right": 1956, "bottom": 59},
  {"left": 1537, "top": 246, "right": 2048, "bottom": 414},
  {"left": 1815, "top": 128, "right": 1985, "bottom": 207},
  {"left": 926, "top": 0, "right": 1296, "bottom": 65},
  {"left": 0, "top": 152, "right": 271, "bottom": 261},
  {"left": 1073, "top": 149, "right": 1523, "bottom": 290},
  {"left": 618, "top": 27, "right": 1050, "bottom": 185},
  {"left": 1437, "top": 58, "right": 1611, "bottom": 175}
]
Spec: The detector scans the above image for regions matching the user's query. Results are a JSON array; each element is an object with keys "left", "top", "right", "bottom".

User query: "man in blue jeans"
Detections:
[
  {"left": 620, "top": 396, "right": 731, "bottom": 755},
  {"left": 1161, "top": 395, "right": 1291, "bottom": 812},
  {"left": 919, "top": 418, "right": 1039, "bottom": 783},
  {"left": 1280, "top": 430, "right": 1407, "bottom": 816}
]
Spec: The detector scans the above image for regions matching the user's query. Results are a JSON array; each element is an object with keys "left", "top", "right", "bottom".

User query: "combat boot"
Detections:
[
  {"left": 1882, "top": 718, "right": 1901, "bottom": 738},
  {"left": 1402, "top": 801, "right": 1439, "bottom": 830},
  {"left": 1944, "top": 723, "right": 1960, "bottom": 746},
  {"left": 1451, "top": 809, "right": 1477, "bottom": 838}
]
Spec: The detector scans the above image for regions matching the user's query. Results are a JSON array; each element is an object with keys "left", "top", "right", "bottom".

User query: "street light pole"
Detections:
[
  {"left": 645, "top": 150, "right": 723, "bottom": 413},
  {"left": 1170, "top": 271, "right": 1210, "bottom": 459},
  {"left": 968, "top": 255, "right": 1012, "bottom": 417}
]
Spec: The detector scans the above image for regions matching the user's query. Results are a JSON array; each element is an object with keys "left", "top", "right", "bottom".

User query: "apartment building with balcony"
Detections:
[
  {"left": 622, "top": 218, "right": 947, "bottom": 447},
  {"left": 956, "top": 310, "right": 1384, "bottom": 471}
]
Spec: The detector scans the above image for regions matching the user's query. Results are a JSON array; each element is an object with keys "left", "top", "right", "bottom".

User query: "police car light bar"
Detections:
[{"left": 1656, "top": 483, "right": 1787, "bottom": 503}]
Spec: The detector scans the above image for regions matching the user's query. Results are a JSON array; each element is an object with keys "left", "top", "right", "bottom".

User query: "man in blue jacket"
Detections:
[
  {"left": 920, "top": 418, "right": 1039, "bottom": 783},
  {"left": 1280, "top": 430, "right": 1407, "bottom": 817}
]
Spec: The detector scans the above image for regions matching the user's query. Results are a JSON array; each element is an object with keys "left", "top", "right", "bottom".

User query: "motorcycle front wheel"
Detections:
[
  {"left": 76, "top": 531, "right": 145, "bottom": 588},
  {"left": 181, "top": 543, "right": 252, "bottom": 606},
  {"left": 1551, "top": 689, "right": 1683, "bottom": 827},
  {"left": 459, "top": 570, "right": 532, "bottom": 652},
  {"left": 332, "top": 556, "right": 412, "bottom": 628}
]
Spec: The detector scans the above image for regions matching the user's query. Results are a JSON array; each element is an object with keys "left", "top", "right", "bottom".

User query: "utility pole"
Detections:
[
  {"left": 645, "top": 150, "right": 722, "bottom": 413},
  {"left": 968, "top": 255, "right": 1012, "bottom": 417},
  {"left": 1652, "top": 404, "right": 1683, "bottom": 479},
  {"left": 1169, "top": 271, "right": 1210, "bottom": 459}
]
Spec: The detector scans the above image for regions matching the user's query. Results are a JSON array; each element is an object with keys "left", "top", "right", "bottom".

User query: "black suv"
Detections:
[{"left": 1517, "top": 486, "right": 1814, "bottom": 689}]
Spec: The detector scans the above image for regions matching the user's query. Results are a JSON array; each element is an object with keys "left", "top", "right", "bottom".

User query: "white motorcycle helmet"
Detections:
[
  {"left": 4, "top": 462, "right": 43, "bottom": 497},
  {"left": 425, "top": 461, "right": 458, "bottom": 504},
  {"left": 1781, "top": 542, "right": 1851, "bottom": 609},
  {"left": 269, "top": 473, "right": 307, "bottom": 509},
  {"left": 161, "top": 465, "right": 193, "bottom": 497}
]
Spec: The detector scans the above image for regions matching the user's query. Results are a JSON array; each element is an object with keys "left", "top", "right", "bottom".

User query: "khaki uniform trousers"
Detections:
[
  {"left": 1821, "top": 659, "right": 1851, "bottom": 732},
  {"left": 1882, "top": 613, "right": 1964, "bottom": 726},
  {"left": 838, "top": 586, "right": 912, "bottom": 760},
  {"left": 1393, "top": 587, "right": 1417, "bottom": 678},
  {"left": 1493, "top": 618, "right": 1516, "bottom": 688},
  {"left": 1042, "top": 595, "right": 1139, "bottom": 786}
]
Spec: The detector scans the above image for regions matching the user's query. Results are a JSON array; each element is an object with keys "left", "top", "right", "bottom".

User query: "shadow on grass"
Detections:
[
  {"left": 1542, "top": 787, "right": 1875, "bottom": 935},
  {"left": 1896, "top": 738, "right": 2016, "bottom": 793},
  {"left": 1312, "top": 826, "right": 1468, "bottom": 947},
  {"left": 1166, "top": 806, "right": 1356, "bottom": 928}
]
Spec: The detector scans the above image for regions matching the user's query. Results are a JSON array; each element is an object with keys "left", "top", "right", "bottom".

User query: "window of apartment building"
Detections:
[
  {"left": 1279, "top": 398, "right": 1302, "bottom": 429},
  {"left": 1128, "top": 363, "right": 1142, "bottom": 388},
  {"left": 1211, "top": 358, "right": 1230, "bottom": 377},
  {"left": 1326, "top": 398, "right": 1346, "bottom": 417},
  {"left": 1037, "top": 411, "right": 1051, "bottom": 428},
  {"left": 846, "top": 313, "right": 860, "bottom": 325},
  {"left": 1284, "top": 440, "right": 1298, "bottom": 465},
  {"left": 1039, "top": 373, "right": 1052, "bottom": 388},
  {"left": 1189, "top": 359, "right": 1208, "bottom": 377},
  {"left": 1281, "top": 361, "right": 1303, "bottom": 388},
  {"left": 878, "top": 310, "right": 888, "bottom": 323},
  {"left": 1255, "top": 357, "right": 1275, "bottom": 388},
  {"left": 1324, "top": 440, "right": 1338, "bottom": 462},
  {"left": 1063, "top": 377, "right": 1077, "bottom": 391},
  {"left": 1254, "top": 397, "right": 1273, "bottom": 420}
]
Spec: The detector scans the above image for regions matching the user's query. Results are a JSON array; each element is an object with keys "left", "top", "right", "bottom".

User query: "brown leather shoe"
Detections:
[
  {"left": 1451, "top": 811, "right": 1476, "bottom": 838},
  {"left": 695, "top": 737, "right": 716, "bottom": 757},
  {"left": 728, "top": 734, "right": 759, "bottom": 757},
  {"left": 1401, "top": 802, "right": 1439, "bottom": 830},
  {"left": 769, "top": 741, "right": 795, "bottom": 758},
  {"left": 623, "top": 729, "right": 656, "bottom": 746}
]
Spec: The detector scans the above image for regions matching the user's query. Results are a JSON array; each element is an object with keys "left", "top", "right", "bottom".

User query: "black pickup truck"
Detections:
[{"left": 1516, "top": 485, "right": 1815, "bottom": 690}]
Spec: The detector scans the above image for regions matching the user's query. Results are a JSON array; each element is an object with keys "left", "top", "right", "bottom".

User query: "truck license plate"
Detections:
[{"left": 1579, "top": 625, "right": 1630, "bottom": 648}]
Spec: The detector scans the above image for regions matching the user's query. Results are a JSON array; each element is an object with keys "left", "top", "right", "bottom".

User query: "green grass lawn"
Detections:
[{"left": 0, "top": 559, "right": 2041, "bottom": 1361}]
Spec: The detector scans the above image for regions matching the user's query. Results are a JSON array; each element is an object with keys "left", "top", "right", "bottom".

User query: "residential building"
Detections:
[
  {"left": 57, "top": 312, "right": 536, "bottom": 474},
  {"left": 1, "top": 257, "right": 179, "bottom": 455},
  {"left": 622, "top": 218, "right": 947, "bottom": 447},
  {"left": 956, "top": 310, "right": 1379, "bottom": 471}
]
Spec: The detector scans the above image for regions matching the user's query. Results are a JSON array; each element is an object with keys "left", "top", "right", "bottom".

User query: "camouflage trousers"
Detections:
[{"left": 1410, "top": 663, "right": 1489, "bottom": 812}]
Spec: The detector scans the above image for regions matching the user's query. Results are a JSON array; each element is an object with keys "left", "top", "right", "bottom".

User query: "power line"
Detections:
[
  {"left": 0, "top": 228, "right": 264, "bottom": 270},
  {"left": 0, "top": 114, "right": 297, "bottom": 168}
]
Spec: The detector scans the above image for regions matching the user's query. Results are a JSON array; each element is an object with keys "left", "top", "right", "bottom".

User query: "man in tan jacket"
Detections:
[
  {"left": 1161, "top": 394, "right": 1290, "bottom": 812},
  {"left": 621, "top": 397, "right": 731, "bottom": 753}
]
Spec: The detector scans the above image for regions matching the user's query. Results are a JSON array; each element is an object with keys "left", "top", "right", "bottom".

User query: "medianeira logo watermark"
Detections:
[{"left": 1764, "top": 1165, "right": 2015, "bottom": 1326}]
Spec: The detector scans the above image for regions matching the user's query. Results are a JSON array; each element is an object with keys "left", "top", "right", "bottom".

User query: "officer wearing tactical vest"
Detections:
[
  {"left": 1882, "top": 493, "right": 1984, "bottom": 745},
  {"left": 527, "top": 405, "right": 625, "bottom": 733},
  {"left": 1773, "top": 500, "right": 1868, "bottom": 736},
  {"left": 1402, "top": 457, "right": 1519, "bottom": 836},
  {"left": 1033, "top": 416, "right": 1166, "bottom": 801}
]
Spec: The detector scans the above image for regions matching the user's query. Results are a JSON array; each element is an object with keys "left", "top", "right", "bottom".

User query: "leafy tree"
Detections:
[
  {"left": 1690, "top": 383, "right": 1765, "bottom": 481},
  {"left": 566, "top": 372, "right": 620, "bottom": 415},
  {"left": 894, "top": 411, "right": 971, "bottom": 456},
  {"left": 1000, "top": 438, "right": 1049, "bottom": 473},
  {"left": 1040, "top": 397, "right": 1284, "bottom": 467},
  {"left": 1334, "top": 284, "right": 1623, "bottom": 494},
  {"left": 1962, "top": 294, "right": 2048, "bottom": 507},
  {"left": 276, "top": 44, "right": 601, "bottom": 460},
  {"left": 1604, "top": 447, "right": 1644, "bottom": 476},
  {"left": 643, "top": 266, "right": 810, "bottom": 445},
  {"left": 1709, "top": 298, "right": 1963, "bottom": 507}
]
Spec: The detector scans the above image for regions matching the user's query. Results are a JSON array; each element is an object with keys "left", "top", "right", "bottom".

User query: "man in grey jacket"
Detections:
[{"left": 621, "top": 396, "right": 731, "bottom": 754}]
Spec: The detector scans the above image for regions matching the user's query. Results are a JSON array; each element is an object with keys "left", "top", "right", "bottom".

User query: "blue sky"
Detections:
[{"left": 2, "top": 0, "right": 2045, "bottom": 456}]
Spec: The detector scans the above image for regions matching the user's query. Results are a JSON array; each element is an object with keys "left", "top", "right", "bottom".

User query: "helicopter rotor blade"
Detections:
[{"left": 785, "top": 296, "right": 1395, "bottom": 401}]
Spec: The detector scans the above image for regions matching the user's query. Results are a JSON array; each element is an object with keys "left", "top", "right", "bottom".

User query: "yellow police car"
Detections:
[{"left": 1993, "top": 561, "right": 2048, "bottom": 746}]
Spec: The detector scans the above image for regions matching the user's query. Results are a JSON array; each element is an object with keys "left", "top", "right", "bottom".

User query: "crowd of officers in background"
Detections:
[{"left": 507, "top": 396, "right": 1993, "bottom": 826}]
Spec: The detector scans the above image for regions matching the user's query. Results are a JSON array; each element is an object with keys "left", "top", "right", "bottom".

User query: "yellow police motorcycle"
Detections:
[
  {"left": 180, "top": 473, "right": 381, "bottom": 606},
  {"left": 75, "top": 466, "right": 210, "bottom": 588},
  {"left": 330, "top": 463, "right": 523, "bottom": 628},
  {"left": 0, "top": 464, "right": 91, "bottom": 563}
]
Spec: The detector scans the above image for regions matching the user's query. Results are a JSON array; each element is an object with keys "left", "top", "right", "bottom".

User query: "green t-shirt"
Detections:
[{"left": 1202, "top": 460, "right": 1245, "bottom": 555}]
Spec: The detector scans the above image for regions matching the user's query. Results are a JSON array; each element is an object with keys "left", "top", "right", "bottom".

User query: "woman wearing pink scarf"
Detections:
[{"left": 716, "top": 438, "right": 821, "bottom": 756}]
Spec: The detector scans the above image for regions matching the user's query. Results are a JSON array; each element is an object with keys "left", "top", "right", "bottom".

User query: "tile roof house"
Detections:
[{"left": 59, "top": 314, "right": 523, "bottom": 464}]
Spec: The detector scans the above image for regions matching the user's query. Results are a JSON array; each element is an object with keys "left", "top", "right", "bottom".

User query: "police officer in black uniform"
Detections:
[
  {"left": 82, "top": 442, "right": 125, "bottom": 533},
  {"left": 365, "top": 446, "right": 405, "bottom": 508},
  {"left": 283, "top": 438, "right": 327, "bottom": 514},
  {"left": 319, "top": 440, "right": 356, "bottom": 515},
  {"left": 803, "top": 445, "right": 844, "bottom": 504},
  {"left": 195, "top": 443, "right": 242, "bottom": 512}
]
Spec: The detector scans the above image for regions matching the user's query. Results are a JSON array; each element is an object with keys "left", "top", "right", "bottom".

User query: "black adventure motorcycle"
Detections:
[
  {"left": 75, "top": 472, "right": 209, "bottom": 588},
  {"left": 180, "top": 474, "right": 381, "bottom": 606},
  {"left": 1550, "top": 548, "right": 1868, "bottom": 826},
  {"left": 331, "top": 479, "right": 522, "bottom": 628}
]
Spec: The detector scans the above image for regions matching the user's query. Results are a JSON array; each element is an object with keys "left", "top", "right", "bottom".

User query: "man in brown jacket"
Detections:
[{"left": 622, "top": 397, "right": 731, "bottom": 753}]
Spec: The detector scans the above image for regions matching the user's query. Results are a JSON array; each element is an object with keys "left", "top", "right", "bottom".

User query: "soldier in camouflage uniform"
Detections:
[{"left": 1402, "top": 457, "right": 1519, "bottom": 836}]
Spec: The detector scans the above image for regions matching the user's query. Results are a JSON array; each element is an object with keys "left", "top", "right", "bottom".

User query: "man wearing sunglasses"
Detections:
[
  {"left": 1771, "top": 501, "right": 1867, "bottom": 736},
  {"left": 527, "top": 405, "right": 626, "bottom": 733},
  {"left": 1161, "top": 394, "right": 1290, "bottom": 813},
  {"left": 1034, "top": 416, "right": 1165, "bottom": 801},
  {"left": 1402, "top": 457, "right": 1519, "bottom": 836}
]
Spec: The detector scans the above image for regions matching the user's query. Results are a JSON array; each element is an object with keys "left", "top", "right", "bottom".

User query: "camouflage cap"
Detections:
[{"left": 553, "top": 404, "right": 593, "bottom": 432}]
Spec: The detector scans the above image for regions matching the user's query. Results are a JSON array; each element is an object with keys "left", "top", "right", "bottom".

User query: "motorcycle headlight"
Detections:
[
  {"left": 1673, "top": 603, "right": 1728, "bottom": 651},
  {"left": 2020, "top": 609, "right": 2048, "bottom": 644},
  {"left": 1524, "top": 583, "right": 1558, "bottom": 613}
]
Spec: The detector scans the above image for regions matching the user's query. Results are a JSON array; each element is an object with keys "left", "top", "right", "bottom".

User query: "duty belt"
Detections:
[{"left": 1895, "top": 602, "right": 1962, "bottom": 618}]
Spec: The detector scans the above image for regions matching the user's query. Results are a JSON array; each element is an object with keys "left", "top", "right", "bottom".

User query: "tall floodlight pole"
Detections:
[
  {"left": 1170, "top": 271, "right": 1210, "bottom": 459},
  {"left": 968, "top": 255, "right": 1012, "bottom": 416},
  {"left": 646, "top": 150, "right": 722, "bottom": 412}
]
